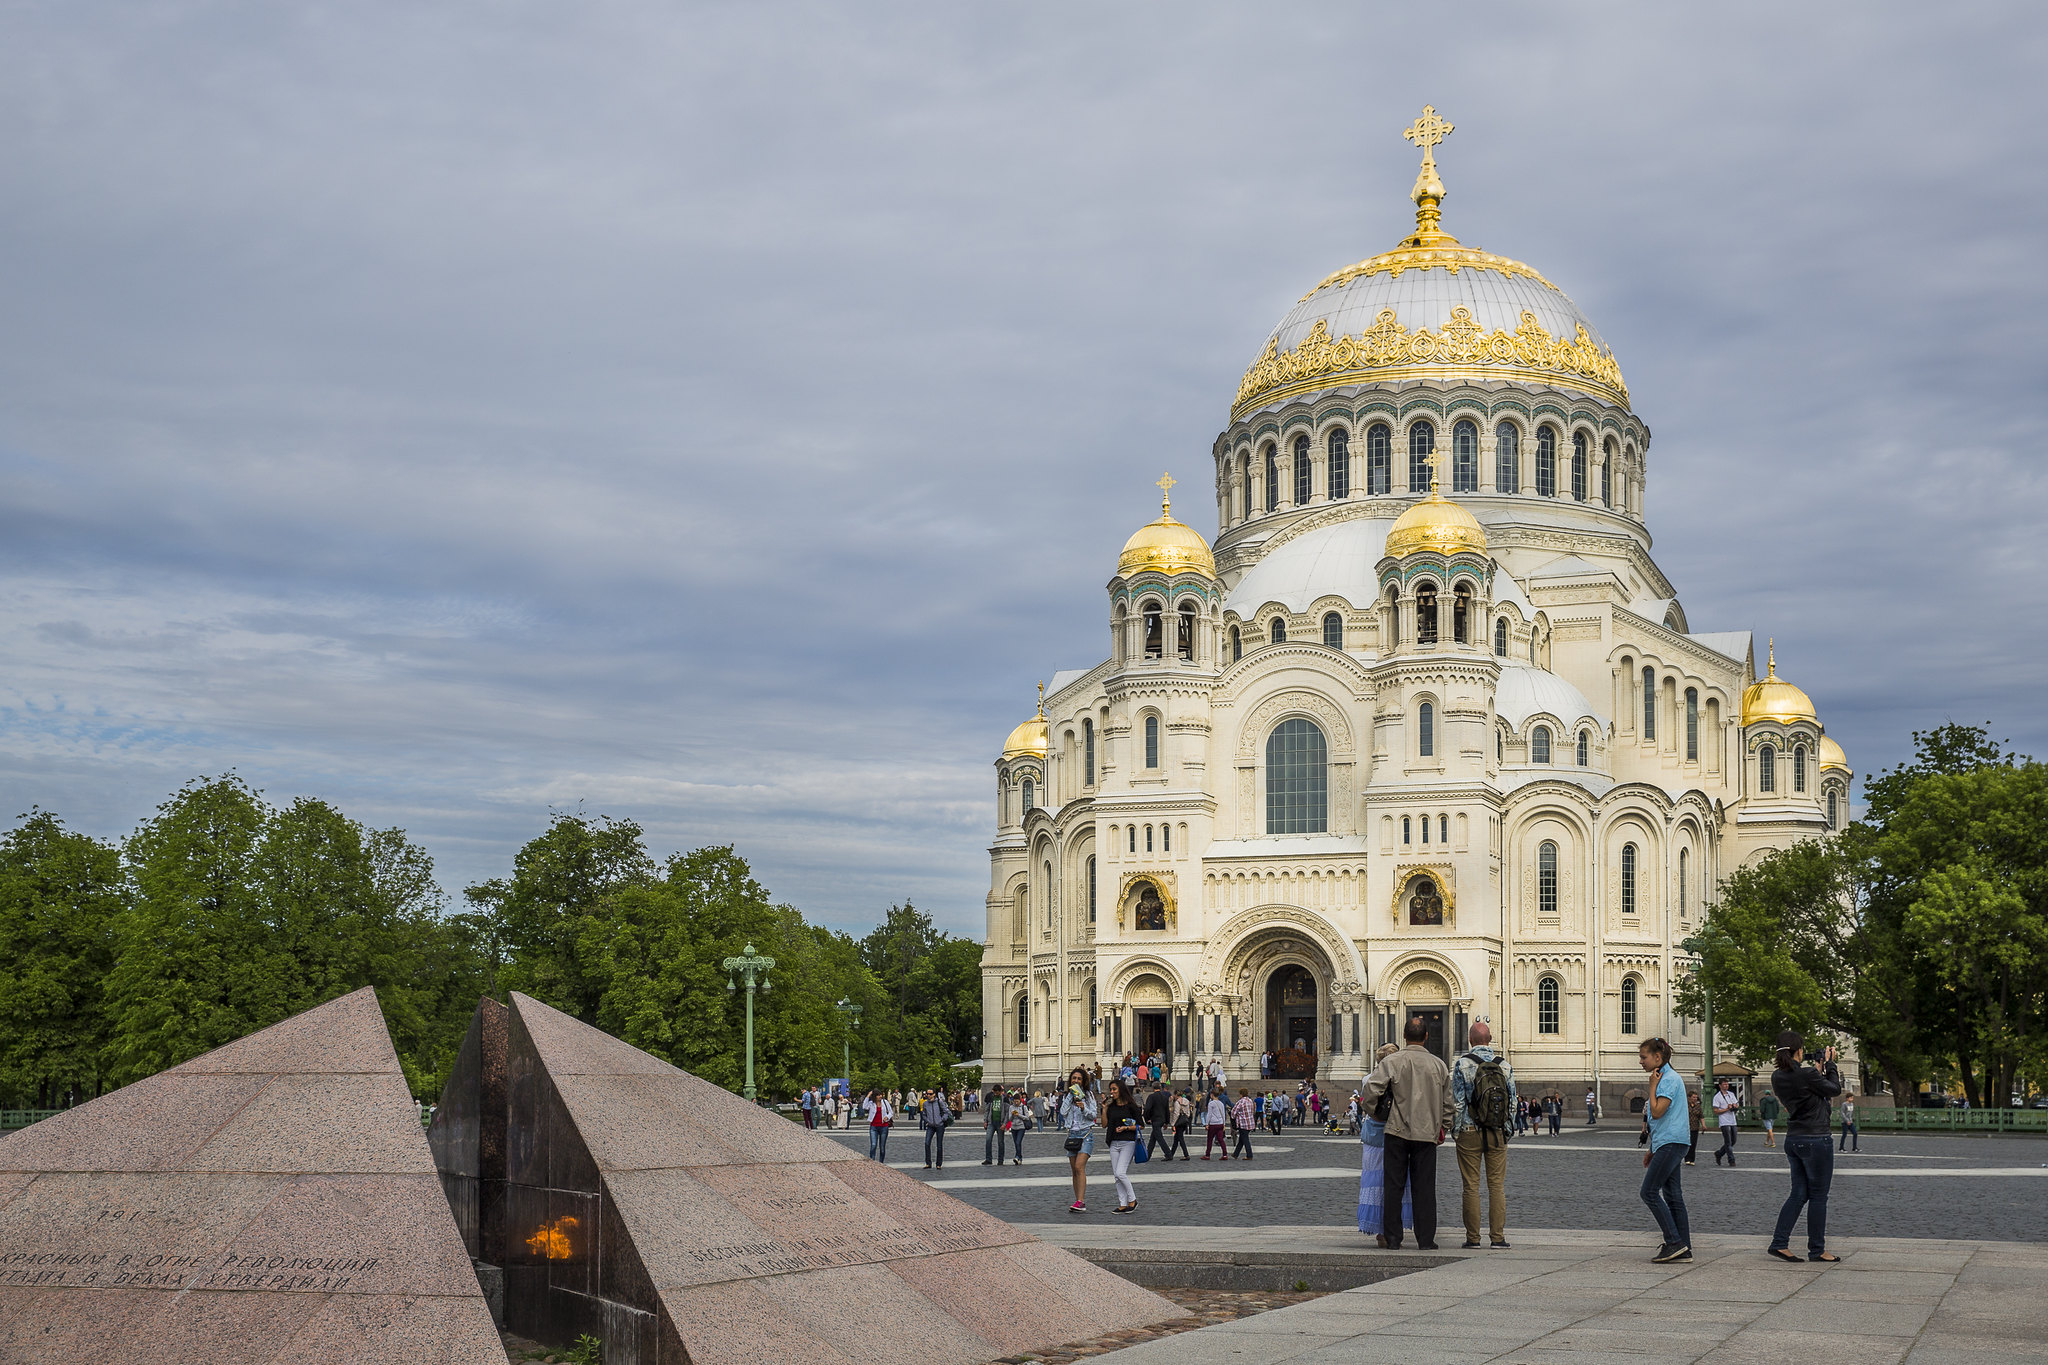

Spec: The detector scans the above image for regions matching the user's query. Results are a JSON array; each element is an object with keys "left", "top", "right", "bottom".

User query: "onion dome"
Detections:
[
  {"left": 1741, "top": 642, "right": 1818, "bottom": 727},
  {"left": 1117, "top": 473, "right": 1215, "bottom": 578},
  {"left": 1819, "top": 734, "right": 1849, "bottom": 773},
  {"left": 1384, "top": 464, "right": 1488, "bottom": 559},
  {"left": 1001, "top": 684, "right": 1050, "bottom": 759}
]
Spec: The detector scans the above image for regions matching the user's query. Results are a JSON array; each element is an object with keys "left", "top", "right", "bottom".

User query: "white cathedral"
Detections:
[{"left": 980, "top": 110, "right": 1851, "bottom": 1111}]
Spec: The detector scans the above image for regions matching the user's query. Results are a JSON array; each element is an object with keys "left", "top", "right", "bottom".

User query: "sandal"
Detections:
[
  {"left": 1767, "top": 1248, "right": 1803, "bottom": 1263},
  {"left": 1808, "top": 1251, "right": 1840, "bottom": 1263}
]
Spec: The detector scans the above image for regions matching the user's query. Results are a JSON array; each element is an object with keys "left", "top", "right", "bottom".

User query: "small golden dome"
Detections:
[
  {"left": 1384, "top": 470, "right": 1488, "bottom": 560},
  {"left": 1117, "top": 473, "right": 1215, "bottom": 579},
  {"left": 1741, "top": 642, "right": 1818, "bottom": 727},
  {"left": 1001, "top": 683, "right": 1050, "bottom": 759},
  {"left": 1819, "top": 734, "right": 1849, "bottom": 772}
]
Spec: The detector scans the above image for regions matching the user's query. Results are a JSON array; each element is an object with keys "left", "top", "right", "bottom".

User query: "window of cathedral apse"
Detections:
[
  {"left": 1323, "top": 612, "right": 1342, "bottom": 649},
  {"left": 1328, "top": 428, "right": 1350, "bottom": 499},
  {"left": 1270, "top": 618, "right": 1285, "bottom": 645},
  {"left": 1532, "top": 726, "right": 1551, "bottom": 764},
  {"left": 1493, "top": 617, "right": 1508, "bottom": 657},
  {"left": 1452, "top": 420, "right": 1478, "bottom": 492},
  {"left": 1133, "top": 881, "right": 1166, "bottom": 932},
  {"left": 1495, "top": 423, "right": 1520, "bottom": 493},
  {"left": 1571, "top": 431, "right": 1588, "bottom": 502},
  {"left": 1264, "top": 445, "right": 1278, "bottom": 512},
  {"left": 1408, "top": 420, "right": 1435, "bottom": 491},
  {"left": 1367, "top": 423, "right": 1392, "bottom": 494},
  {"left": 1294, "top": 434, "right": 1312, "bottom": 504},
  {"left": 1143, "top": 600, "right": 1164, "bottom": 658},
  {"left": 1536, "top": 425, "right": 1558, "bottom": 497},
  {"left": 1576, "top": 730, "right": 1589, "bottom": 767},
  {"left": 1405, "top": 875, "right": 1446, "bottom": 927}
]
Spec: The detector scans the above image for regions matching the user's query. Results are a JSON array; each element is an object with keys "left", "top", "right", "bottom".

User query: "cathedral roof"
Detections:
[
  {"left": 1117, "top": 476, "right": 1215, "bottom": 579},
  {"left": 1495, "top": 663, "right": 1606, "bottom": 731},
  {"left": 1384, "top": 479, "right": 1488, "bottom": 559},
  {"left": 1819, "top": 734, "right": 1849, "bottom": 773},
  {"left": 1223, "top": 517, "right": 1397, "bottom": 617},
  {"left": 1741, "top": 642, "right": 1818, "bottom": 727}
]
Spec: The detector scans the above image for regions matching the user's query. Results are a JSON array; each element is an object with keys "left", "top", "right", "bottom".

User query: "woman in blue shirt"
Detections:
[{"left": 1637, "top": 1038, "right": 1692, "bottom": 1264}]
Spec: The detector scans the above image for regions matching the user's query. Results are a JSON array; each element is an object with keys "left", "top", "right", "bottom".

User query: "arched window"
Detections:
[
  {"left": 1127, "top": 825, "right": 1135, "bottom": 853},
  {"left": 1495, "top": 423, "right": 1520, "bottom": 493},
  {"left": 1532, "top": 726, "right": 1552, "bottom": 764},
  {"left": 1385, "top": 587, "right": 1400, "bottom": 647},
  {"left": 1143, "top": 599, "right": 1164, "bottom": 659},
  {"left": 1177, "top": 602, "right": 1196, "bottom": 661},
  {"left": 1088, "top": 981, "right": 1097, "bottom": 1032},
  {"left": 1759, "top": 743, "right": 1776, "bottom": 793},
  {"left": 1684, "top": 688, "right": 1699, "bottom": 763},
  {"left": 1264, "top": 444, "right": 1278, "bottom": 512},
  {"left": 1679, "top": 847, "right": 1690, "bottom": 915},
  {"left": 1537, "top": 974, "right": 1560, "bottom": 1033},
  {"left": 1367, "top": 423, "right": 1392, "bottom": 494},
  {"left": 1494, "top": 617, "right": 1508, "bottom": 656},
  {"left": 1265, "top": 718, "right": 1329, "bottom": 834},
  {"left": 1642, "top": 665, "right": 1657, "bottom": 740},
  {"left": 1571, "top": 431, "right": 1588, "bottom": 502},
  {"left": 1452, "top": 419, "right": 1478, "bottom": 492},
  {"left": 1269, "top": 617, "right": 1286, "bottom": 645},
  {"left": 1416, "top": 583, "right": 1439, "bottom": 644},
  {"left": 1440, "top": 814, "right": 1449, "bottom": 844},
  {"left": 1497, "top": 727, "right": 1505, "bottom": 762},
  {"left": 1408, "top": 420, "right": 1436, "bottom": 490},
  {"left": 1162, "top": 824, "right": 1170, "bottom": 853},
  {"left": 1230, "top": 625, "right": 1242, "bottom": 663},
  {"left": 1621, "top": 977, "right": 1639, "bottom": 1035},
  {"left": 1328, "top": 428, "right": 1350, "bottom": 499},
  {"left": 1017, "top": 994, "right": 1029, "bottom": 1044},
  {"left": 1022, "top": 778, "right": 1035, "bottom": 812},
  {"left": 1084, "top": 719, "right": 1095, "bottom": 785},
  {"left": 1420, "top": 811, "right": 1430, "bottom": 844},
  {"left": 1403, "top": 815, "right": 1412, "bottom": 844},
  {"left": 1044, "top": 860, "right": 1053, "bottom": 926},
  {"left": 1453, "top": 583, "right": 1472, "bottom": 644},
  {"left": 1322, "top": 611, "right": 1343, "bottom": 649},
  {"left": 1622, "top": 842, "right": 1638, "bottom": 916},
  {"left": 1576, "top": 730, "right": 1589, "bottom": 766},
  {"left": 1827, "top": 790, "right": 1838, "bottom": 828},
  {"left": 1602, "top": 438, "right": 1616, "bottom": 506},
  {"left": 1293, "top": 434, "right": 1312, "bottom": 505},
  {"left": 1144, "top": 715, "right": 1160, "bottom": 769},
  {"left": 1792, "top": 744, "right": 1807, "bottom": 793},
  {"left": 1144, "top": 825, "right": 1152, "bottom": 853},
  {"left": 1535, "top": 425, "right": 1558, "bottom": 497},
  {"left": 1087, "top": 855, "right": 1097, "bottom": 922},
  {"left": 1419, "top": 701, "right": 1435, "bottom": 758}
]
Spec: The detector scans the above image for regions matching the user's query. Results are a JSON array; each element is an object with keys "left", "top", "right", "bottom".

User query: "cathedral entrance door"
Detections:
[
  {"left": 1406, "top": 1007, "right": 1447, "bottom": 1065},
  {"left": 1266, "top": 965, "right": 1320, "bottom": 1077},
  {"left": 1136, "top": 1011, "right": 1169, "bottom": 1059}
]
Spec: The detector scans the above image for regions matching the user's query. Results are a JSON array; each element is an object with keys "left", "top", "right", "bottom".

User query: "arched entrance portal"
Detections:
[{"left": 1266, "top": 965, "right": 1319, "bottom": 1075}]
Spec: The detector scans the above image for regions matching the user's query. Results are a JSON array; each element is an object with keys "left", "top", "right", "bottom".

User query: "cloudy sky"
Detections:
[{"left": 2, "top": 4, "right": 2043, "bottom": 936}]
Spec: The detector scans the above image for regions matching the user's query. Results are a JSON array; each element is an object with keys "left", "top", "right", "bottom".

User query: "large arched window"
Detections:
[
  {"left": 1263, "top": 444, "right": 1278, "bottom": 512},
  {"left": 1792, "top": 744, "right": 1807, "bottom": 793},
  {"left": 1538, "top": 841, "right": 1559, "bottom": 915},
  {"left": 1419, "top": 701, "right": 1435, "bottom": 758},
  {"left": 1269, "top": 617, "right": 1286, "bottom": 645},
  {"left": 1143, "top": 599, "right": 1164, "bottom": 659},
  {"left": 1532, "top": 726, "right": 1552, "bottom": 764},
  {"left": 1684, "top": 689, "right": 1699, "bottom": 763},
  {"left": 1022, "top": 778, "right": 1035, "bottom": 812},
  {"left": 1621, "top": 976, "right": 1639, "bottom": 1035},
  {"left": 1571, "top": 431, "right": 1588, "bottom": 502},
  {"left": 1293, "top": 434, "right": 1312, "bottom": 505},
  {"left": 1328, "top": 428, "right": 1350, "bottom": 499},
  {"left": 1016, "top": 994, "right": 1029, "bottom": 1044},
  {"left": 1494, "top": 617, "right": 1508, "bottom": 657},
  {"left": 1087, "top": 855, "right": 1097, "bottom": 922},
  {"left": 1178, "top": 602, "right": 1196, "bottom": 661},
  {"left": 1322, "top": 611, "right": 1343, "bottom": 649},
  {"left": 1759, "top": 743, "right": 1776, "bottom": 793},
  {"left": 1408, "top": 420, "right": 1436, "bottom": 490},
  {"left": 1642, "top": 665, "right": 1657, "bottom": 740},
  {"left": 1536, "top": 425, "right": 1558, "bottom": 497},
  {"left": 1576, "top": 730, "right": 1590, "bottom": 767},
  {"left": 1265, "top": 717, "right": 1329, "bottom": 834},
  {"left": 1452, "top": 419, "right": 1478, "bottom": 492},
  {"left": 1230, "top": 624, "right": 1242, "bottom": 663},
  {"left": 1084, "top": 718, "right": 1095, "bottom": 785},
  {"left": 1621, "top": 842, "right": 1638, "bottom": 916},
  {"left": 1366, "top": 423, "right": 1392, "bottom": 494},
  {"left": 1496, "top": 423, "right": 1520, "bottom": 493},
  {"left": 1537, "top": 974, "right": 1560, "bottom": 1033},
  {"left": 1144, "top": 715, "right": 1160, "bottom": 769}
]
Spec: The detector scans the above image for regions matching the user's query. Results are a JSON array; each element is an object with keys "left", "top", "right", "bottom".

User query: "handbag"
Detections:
[
  {"left": 1063, "top": 1135, "right": 1085, "bottom": 1154},
  {"left": 1134, "top": 1136, "right": 1150, "bottom": 1164}
]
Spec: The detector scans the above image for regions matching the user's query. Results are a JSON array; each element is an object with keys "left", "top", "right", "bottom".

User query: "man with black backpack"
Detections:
[{"left": 1450, "top": 1020, "right": 1517, "bottom": 1249}]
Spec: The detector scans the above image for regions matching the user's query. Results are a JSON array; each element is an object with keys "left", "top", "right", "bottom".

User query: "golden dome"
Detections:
[
  {"left": 1117, "top": 474, "right": 1215, "bottom": 579},
  {"left": 1741, "top": 642, "right": 1818, "bottom": 727},
  {"left": 1819, "top": 734, "right": 1849, "bottom": 772},
  {"left": 1001, "top": 683, "right": 1049, "bottom": 759},
  {"left": 1384, "top": 470, "right": 1488, "bottom": 559}
]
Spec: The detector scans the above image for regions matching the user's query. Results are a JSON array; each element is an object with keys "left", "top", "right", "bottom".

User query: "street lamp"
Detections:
[
  {"left": 833, "top": 997, "right": 862, "bottom": 1098},
  {"left": 723, "top": 943, "right": 776, "bottom": 1102}
]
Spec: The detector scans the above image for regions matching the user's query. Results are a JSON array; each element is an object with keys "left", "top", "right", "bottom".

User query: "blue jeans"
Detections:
[
  {"left": 1640, "top": 1143, "right": 1691, "bottom": 1248},
  {"left": 1771, "top": 1134, "right": 1834, "bottom": 1254},
  {"left": 924, "top": 1124, "right": 945, "bottom": 1167},
  {"left": 1838, "top": 1120, "right": 1858, "bottom": 1152},
  {"left": 868, "top": 1124, "right": 890, "bottom": 1161}
]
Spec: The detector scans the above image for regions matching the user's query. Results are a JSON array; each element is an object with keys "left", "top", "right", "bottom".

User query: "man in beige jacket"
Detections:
[{"left": 1362, "top": 1017, "right": 1455, "bottom": 1249}]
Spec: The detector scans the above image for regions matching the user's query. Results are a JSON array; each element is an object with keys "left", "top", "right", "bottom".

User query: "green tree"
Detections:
[
  {"left": 471, "top": 811, "right": 655, "bottom": 1018},
  {"left": 0, "top": 812, "right": 125, "bottom": 1107}
]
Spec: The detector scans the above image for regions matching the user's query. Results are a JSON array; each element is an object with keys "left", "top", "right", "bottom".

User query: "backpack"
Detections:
[{"left": 1463, "top": 1052, "right": 1512, "bottom": 1145}]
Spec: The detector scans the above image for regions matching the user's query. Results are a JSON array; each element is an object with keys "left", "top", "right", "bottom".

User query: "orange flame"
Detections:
[{"left": 526, "top": 1216, "right": 579, "bottom": 1260}]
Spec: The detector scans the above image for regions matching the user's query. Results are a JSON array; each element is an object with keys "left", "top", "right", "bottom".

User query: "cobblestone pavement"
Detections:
[{"left": 818, "top": 1125, "right": 2048, "bottom": 1243}]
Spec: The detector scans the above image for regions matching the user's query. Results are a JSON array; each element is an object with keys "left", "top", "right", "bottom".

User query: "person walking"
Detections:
[
  {"left": 1143, "top": 1080, "right": 1171, "bottom": 1157},
  {"left": 1838, "top": 1095, "right": 1859, "bottom": 1153},
  {"left": 1712, "top": 1079, "right": 1740, "bottom": 1167},
  {"left": 1585, "top": 1087, "right": 1598, "bottom": 1125},
  {"left": 864, "top": 1089, "right": 893, "bottom": 1162},
  {"left": 1201, "top": 1088, "right": 1228, "bottom": 1160},
  {"left": 1165, "top": 1088, "right": 1193, "bottom": 1160},
  {"left": 982, "top": 1086, "right": 1008, "bottom": 1165},
  {"left": 920, "top": 1087, "right": 953, "bottom": 1170},
  {"left": 1363, "top": 1016, "right": 1454, "bottom": 1251},
  {"left": 1451, "top": 1021, "right": 1516, "bottom": 1249},
  {"left": 1104, "top": 1078, "right": 1143, "bottom": 1215},
  {"left": 1058, "top": 1066, "right": 1098, "bottom": 1214},
  {"left": 1768, "top": 1031, "right": 1843, "bottom": 1263},
  {"left": 1760, "top": 1088, "right": 1780, "bottom": 1148},
  {"left": 1231, "top": 1088, "right": 1256, "bottom": 1160},
  {"left": 1637, "top": 1038, "right": 1692, "bottom": 1263}
]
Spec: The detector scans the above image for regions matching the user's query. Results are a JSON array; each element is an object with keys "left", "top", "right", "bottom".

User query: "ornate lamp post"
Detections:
[
  {"left": 834, "top": 997, "right": 862, "bottom": 1098},
  {"left": 723, "top": 943, "right": 776, "bottom": 1101}
]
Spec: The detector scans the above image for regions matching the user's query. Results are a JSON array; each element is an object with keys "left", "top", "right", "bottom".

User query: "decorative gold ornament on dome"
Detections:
[
  {"left": 1383, "top": 451, "right": 1488, "bottom": 560},
  {"left": 1740, "top": 640, "right": 1819, "bottom": 727},
  {"left": 1000, "top": 682, "right": 1050, "bottom": 758},
  {"left": 1116, "top": 471, "right": 1217, "bottom": 579}
]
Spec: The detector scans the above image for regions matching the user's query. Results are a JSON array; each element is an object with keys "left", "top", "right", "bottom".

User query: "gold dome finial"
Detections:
[
  {"left": 1400, "top": 104, "right": 1459, "bottom": 249},
  {"left": 1156, "top": 470, "right": 1176, "bottom": 516},
  {"left": 1037, "top": 680, "right": 1045, "bottom": 716},
  {"left": 1766, "top": 639, "right": 1777, "bottom": 676}
]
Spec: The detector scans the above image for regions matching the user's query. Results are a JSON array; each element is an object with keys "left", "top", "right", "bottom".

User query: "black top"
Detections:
[
  {"left": 1770, "top": 1061, "right": 1843, "bottom": 1136},
  {"left": 1104, "top": 1101, "right": 1141, "bottom": 1143},
  {"left": 1142, "top": 1089, "right": 1170, "bottom": 1125}
]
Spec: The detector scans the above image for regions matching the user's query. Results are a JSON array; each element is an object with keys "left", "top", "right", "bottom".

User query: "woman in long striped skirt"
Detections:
[{"left": 1358, "top": 1045, "right": 1412, "bottom": 1244}]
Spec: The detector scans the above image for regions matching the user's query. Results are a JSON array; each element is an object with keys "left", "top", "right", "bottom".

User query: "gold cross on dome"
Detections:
[
  {"left": 1404, "top": 105, "right": 1454, "bottom": 165},
  {"left": 1157, "top": 471, "right": 1176, "bottom": 511}
]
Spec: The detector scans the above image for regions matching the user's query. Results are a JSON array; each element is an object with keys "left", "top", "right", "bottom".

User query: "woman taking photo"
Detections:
[
  {"left": 1057, "top": 1066, "right": 1098, "bottom": 1214},
  {"left": 1767, "top": 1029, "right": 1843, "bottom": 1263},
  {"left": 1104, "top": 1078, "right": 1143, "bottom": 1215}
]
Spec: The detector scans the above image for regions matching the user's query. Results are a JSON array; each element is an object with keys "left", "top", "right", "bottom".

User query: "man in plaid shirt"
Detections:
[{"left": 1231, "top": 1089, "right": 1257, "bottom": 1160}]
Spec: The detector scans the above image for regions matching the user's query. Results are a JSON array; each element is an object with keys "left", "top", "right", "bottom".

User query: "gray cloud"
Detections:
[{"left": 1, "top": 3, "right": 2043, "bottom": 932}]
